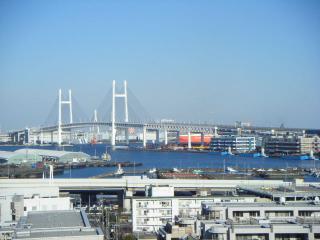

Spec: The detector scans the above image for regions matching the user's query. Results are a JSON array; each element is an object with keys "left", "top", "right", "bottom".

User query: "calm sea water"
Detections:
[{"left": 0, "top": 144, "right": 318, "bottom": 179}]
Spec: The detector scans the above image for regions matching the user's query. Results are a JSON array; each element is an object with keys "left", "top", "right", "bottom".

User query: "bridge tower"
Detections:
[
  {"left": 93, "top": 109, "right": 100, "bottom": 134},
  {"left": 58, "top": 89, "right": 73, "bottom": 145},
  {"left": 111, "top": 80, "right": 129, "bottom": 146}
]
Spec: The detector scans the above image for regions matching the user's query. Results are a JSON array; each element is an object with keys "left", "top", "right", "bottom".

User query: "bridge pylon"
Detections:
[
  {"left": 58, "top": 89, "right": 73, "bottom": 145},
  {"left": 111, "top": 80, "right": 129, "bottom": 146},
  {"left": 93, "top": 109, "right": 100, "bottom": 134}
]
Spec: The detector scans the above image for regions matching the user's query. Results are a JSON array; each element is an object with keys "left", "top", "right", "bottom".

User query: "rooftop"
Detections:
[
  {"left": 202, "top": 201, "right": 320, "bottom": 209},
  {"left": 0, "top": 150, "right": 41, "bottom": 164},
  {"left": 23, "top": 210, "right": 84, "bottom": 228},
  {"left": 240, "top": 185, "right": 320, "bottom": 198},
  {"left": 14, "top": 148, "right": 90, "bottom": 163},
  {"left": 15, "top": 210, "right": 103, "bottom": 239}
]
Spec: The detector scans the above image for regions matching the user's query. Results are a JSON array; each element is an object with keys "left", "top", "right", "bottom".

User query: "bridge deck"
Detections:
[
  {"left": 0, "top": 178, "right": 288, "bottom": 191},
  {"left": 32, "top": 121, "right": 309, "bottom": 135}
]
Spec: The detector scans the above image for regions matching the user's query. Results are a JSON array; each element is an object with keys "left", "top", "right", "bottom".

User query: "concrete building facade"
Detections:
[
  {"left": 264, "top": 136, "right": 320, "bottom": 156},
  {"left": 130, "top": 186, "right": 262, "bottom": 233},
  {"left": 211, "top": 136, "right": 256, "bottom": 153}
]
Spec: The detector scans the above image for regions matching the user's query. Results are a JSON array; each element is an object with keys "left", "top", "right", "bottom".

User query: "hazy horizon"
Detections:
[{"left": 1, "top": 0, "right": 320, "bottom": 131}]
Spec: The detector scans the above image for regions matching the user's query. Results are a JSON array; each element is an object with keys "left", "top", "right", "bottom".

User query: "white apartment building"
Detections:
[
  {"left": 202, "top": 202, "right": 320, "bottom": 221},
  {"left": 201, "top": 201, "right": 320, "bottom": 240},
  {"left": 130, "top": 186, "right": 262, "bottom": 232},
  {"left": 202, "top": 218, "right": 320, "bottom": 240}
]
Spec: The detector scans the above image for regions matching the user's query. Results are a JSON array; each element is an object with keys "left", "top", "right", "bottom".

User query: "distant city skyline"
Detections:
[{"left": 0, "top": 0, "right": 320, "bottom": 131}]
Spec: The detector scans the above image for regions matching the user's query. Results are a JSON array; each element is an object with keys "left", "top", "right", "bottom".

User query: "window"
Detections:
[
  {"left": 233, "top": 211, "right": 244, "bottom": 217},
  {"left": 275, "top": 233, "right": 308, "bottom": 240},
  {"left": 24, "top": 206, "right": 27, "bottom": 211},
  {"left": 249, "top": 211, "right": 260, "bottom": 217},
  {"left": 211, "top": 234, "right": 225, "bottom": 240},
  {"left": 211, "top": 210, "right": 221, "bottom": 219},
  {"left": 160, "top": 217, "right": 171, "bottom": 224},
  {"left": 161, "top": 201, "right": 170, "bottom": 207},
  {"left": 299, "top": 211, "right": 312, "bottom": 217},
  {"left": 237, "top": 234, "right": 269, "bottom": 240},
  {"left": 299, "top": 211, "right": 320, "bottom": 217},
  {"left": 265, "top": 211, "right": 293, "bottom": 217}
]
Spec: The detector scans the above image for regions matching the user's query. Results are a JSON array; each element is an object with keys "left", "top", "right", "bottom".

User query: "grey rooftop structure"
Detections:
[
  {"left": 0, "top": 150, "right": 41, "bottom": 165},
  {"left": 202, "top": 217, "right": 320, "bottom": 240},
  {"left": 239, "top": 185, "right": 320, "bottom": 201},
  {"left": 15, "top": 210, "right": 103, "bottom": 240},
  {"left": 15, "top": 148, "right": 90, "bottom": 163}
]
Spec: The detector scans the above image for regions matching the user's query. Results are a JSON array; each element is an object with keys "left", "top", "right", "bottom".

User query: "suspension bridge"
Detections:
[{"left": 9, "top": 80, "right": 308, "bottom": 148}]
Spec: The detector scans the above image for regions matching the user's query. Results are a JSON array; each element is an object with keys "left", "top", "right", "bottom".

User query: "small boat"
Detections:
[
  {"left": 91, "top": 148, "right": 100, "bottom": 160},
  {"left": 226, "top": 167, "right": 237, "bottom": 173},
  {"left": 148, "top": 168, "right": 157, "bottom": 174},
  {"left": 221, "top": 147, "right": 233, "bottom": 156},
  {"left": 192, "top": 169, "right": 204, "bottom": 174},
  {"left": 310, "top": 150, "right": 319, "bottom": 161},
  {"left": 114, "top": 164, "right": 124, "bottom": 176},
  {"left": 101, "top": 153, "right": 111, "bottom": 161},
  {"left": 101, "top": 146, "right": 111, "bottom": 161},
  {"left": 261, "top": 147, "right": 268, "bottom": 158},
  {"left": 172, "top": 168, "right": 181, "bottom": 173}
]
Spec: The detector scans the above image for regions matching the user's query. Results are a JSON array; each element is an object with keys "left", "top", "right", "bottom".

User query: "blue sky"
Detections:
[{"left": 0, "top": 0, "right": 319, "bottom": 130}]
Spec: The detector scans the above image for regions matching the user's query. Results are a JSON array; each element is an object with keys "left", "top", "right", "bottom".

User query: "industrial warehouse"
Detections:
[{"left": 0, "top": 149, "right": 90, "bottom": 165}]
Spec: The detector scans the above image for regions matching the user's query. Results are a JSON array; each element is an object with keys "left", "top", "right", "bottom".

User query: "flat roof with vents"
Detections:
[{"left": 15, "top": 210, "right": 103, "bottom": 239}]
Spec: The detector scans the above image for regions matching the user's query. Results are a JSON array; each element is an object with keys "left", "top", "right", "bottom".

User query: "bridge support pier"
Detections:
[
  {"left": 176, "top": 131, "right": 180, "bottom": 144},
  {"left": 51, "top": 131, "right": 53, "bottom": 144},
  {"left": 214, "top": 126, "right": 218, "bottom": 137},
  {"left": 164, "top": 129, "right": 168, "bottom": 145},
  {"left": 125, "top": 129, "right": 129, "bottom": 145},
  {"left": 69, "top": 130, "right": 72, "bottom": 144},
  {"left": 200, "top": 132, "right": 205, "bottom": 146},
  {"left": 40, "top": 130, "right": 43, "bottom": 145},
  {"left": 155, "top": 130, "right": 160, "bottom": 144},
  {"left": 111, "top": 127, "right": 116, "bottom": 146},
  {"left": 143, "top": 126, "right": 147, "bottom": 148},
  {"left": 188, "top": 131, "right": 192, "bottom": 149},
  {"left": 237, "top": 127, "right": 242, "bottom": 136}
]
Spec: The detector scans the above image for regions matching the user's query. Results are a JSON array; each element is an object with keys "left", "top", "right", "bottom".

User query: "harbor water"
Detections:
[{"left": 0, "top": 144, "right": 319, "bottom": 179}]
